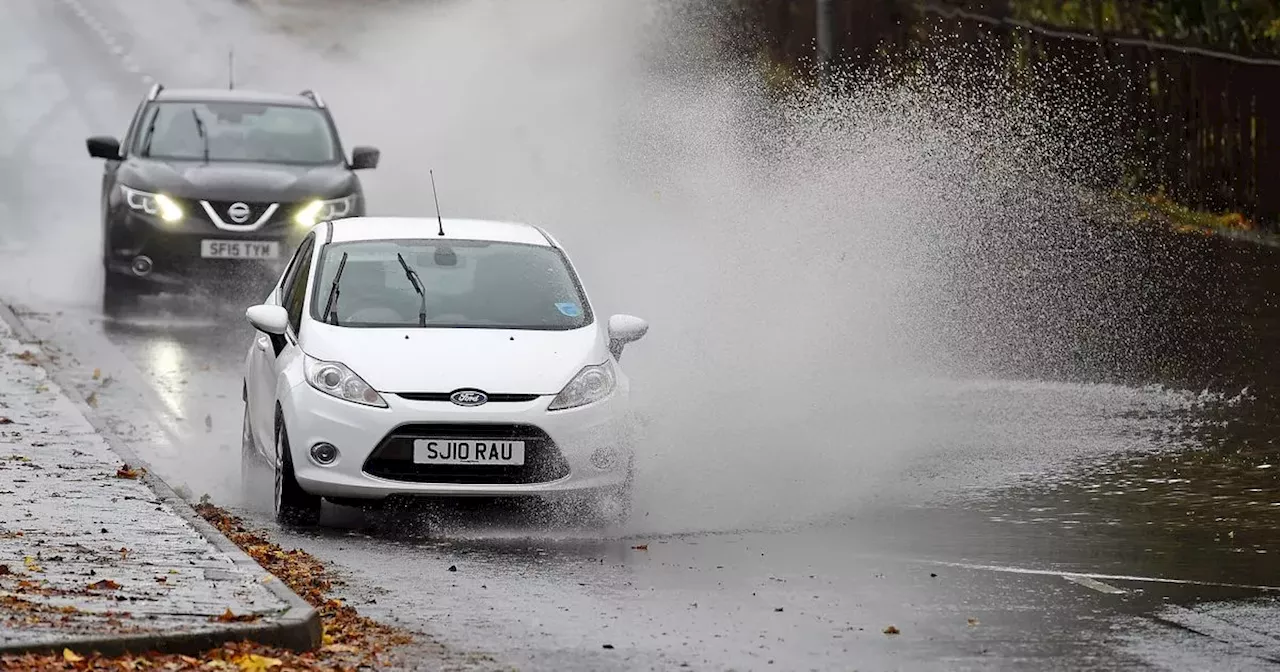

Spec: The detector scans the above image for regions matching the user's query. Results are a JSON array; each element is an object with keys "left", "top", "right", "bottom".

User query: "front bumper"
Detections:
[
  {"left": 103, "top": 199, "right": 323, "bottom": 288},
  {"left": 282, "top": 383, "right": 637, "bottom": 501}
]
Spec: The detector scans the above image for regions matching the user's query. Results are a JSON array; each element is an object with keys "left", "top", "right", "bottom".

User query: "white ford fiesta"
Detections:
[{"left": 239, "top": 216, "right": 649, "bottom": 526}]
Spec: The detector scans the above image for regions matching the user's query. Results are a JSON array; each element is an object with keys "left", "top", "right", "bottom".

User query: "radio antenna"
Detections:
[
  {"left": 429, "top": 170, "right": 444, "bottom": 236},
  {"left": 228, "top": 50, "right": 235, "bottom": 89}
]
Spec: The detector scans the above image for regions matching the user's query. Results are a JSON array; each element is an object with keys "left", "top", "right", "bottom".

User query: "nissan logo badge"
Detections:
[
  {"left": 450, "top": 389, "right": 488, "bottom": 407},
  {"left": 227, "top": 202, "right": 252, "bottom": 223}
]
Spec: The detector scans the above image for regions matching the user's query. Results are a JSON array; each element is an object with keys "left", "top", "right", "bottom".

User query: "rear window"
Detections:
[{"left": 307, "top": 239, "right": 593, "bottom": 330}]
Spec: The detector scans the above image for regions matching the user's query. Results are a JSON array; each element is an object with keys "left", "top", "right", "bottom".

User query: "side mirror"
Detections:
[
  {"left": 350, "top": 146, "right": 380, "bottom": 170},
  {"left": 607, "top": 314, "right": 649, "bottom": 360},
  {"left": 86, "top": 136, "right": 122, "bottom": 160},
  {"left": 246, "top": 304, "right": 289, "bottom": 335}
]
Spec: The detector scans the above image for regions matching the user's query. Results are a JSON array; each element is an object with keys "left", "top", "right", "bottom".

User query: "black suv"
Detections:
[{"left": 86, "top": 83, "right": 380, "bottom": 314}]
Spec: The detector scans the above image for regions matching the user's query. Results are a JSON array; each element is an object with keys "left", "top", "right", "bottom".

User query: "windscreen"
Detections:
[
  {"left": 134, "top": 101, "right": 339, "bottom": 165},
  {"left": 308, "top": 239, "right": 593, "bottom": 330}
]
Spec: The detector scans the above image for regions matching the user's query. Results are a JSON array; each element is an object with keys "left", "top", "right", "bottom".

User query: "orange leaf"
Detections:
[{"left": 88, "top": 579, "right": 121, "bottom": 590}]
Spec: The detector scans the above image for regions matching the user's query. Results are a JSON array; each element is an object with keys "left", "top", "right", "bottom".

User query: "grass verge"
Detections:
[{"left": 0, "top": 504, "right": 413, "bottom": 671}]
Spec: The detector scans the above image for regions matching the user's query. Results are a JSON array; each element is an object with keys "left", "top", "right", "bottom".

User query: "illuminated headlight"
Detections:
[
  {"left": 547, "top": 361, "right": 617, "bottom": 411},
  {"left": 120, "top": 185, "right": 183, "bottom": 223},
  {"left": 303, "top": 355, "right": 387, "bottom": 408},
  {"left": 294, "top": 194, "right": 357, "bottom": 228}
]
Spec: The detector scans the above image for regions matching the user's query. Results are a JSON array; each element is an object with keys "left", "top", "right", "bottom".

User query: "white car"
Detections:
[{"left": 239, "top": 216, "right": 649, "bottom": 526}]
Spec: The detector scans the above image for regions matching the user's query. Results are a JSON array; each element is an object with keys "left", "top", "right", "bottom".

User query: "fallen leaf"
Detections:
[
  {"left": 232, "top": 652, "right": 283, "bottom": 671},
  {"left": 92, "top": 368, "right": 101, "bottom": 381},
  {"left": 602, "top": 644, "right": 615, "bottom": 650},
  {"left": 883, "top": 625, "right": 901, "bottom": 635},
  {"left": 216, "top": 608, "right": 262, "bottom": 623},
  {"left": 115, "top": 465, "right": 141, "bottom": 479},
  {"left": 447, "top": 565, "right": 457, "bottom": 572},
  {"left": 85, "top": 391, "right": 98, "bottom": 408},
  {"left": 120, "top": 547, "right": 130, "bottom": 560},
  {"left": 88, "top": 579, "right": 121, "bottom": 590},
  {"left": 0, "top": 418, "right": 12, "bottom": 425},
  {"left": 62, "top": 648, "right": 83, "bottom": 662},
  {"left": 631, "top": 544, "right": 649, "bottom": 551},
  {"left": 0, "top": 565, "right": 10, "bottom": 576},
  {"left": 967, "top": 618, "right": 980, "bottom": 627},
  {"left": 23, "top": 557, "right": 42, "bottom": 573}
]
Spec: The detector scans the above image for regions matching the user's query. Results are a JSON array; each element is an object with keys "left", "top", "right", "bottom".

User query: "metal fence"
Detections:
[{"left": 739, "top": 0, "right": 1280, "bottom": 227}]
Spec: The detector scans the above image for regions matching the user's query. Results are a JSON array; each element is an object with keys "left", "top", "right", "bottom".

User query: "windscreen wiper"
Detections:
[
  {"left": 322, "top": 252, "right": 348, "bottom": 325},
  {"left": 396, "top": 252, "right": 428, "bottom": 327},
  {"left": 191, "top": 109, "right": 210, "bottom": 164}
]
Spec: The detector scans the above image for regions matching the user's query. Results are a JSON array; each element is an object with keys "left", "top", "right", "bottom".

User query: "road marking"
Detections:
[
  {"left": 56, "top": 0, "right": 153, "bottom": 87},
  {"left": 918, "top": 559, "right": 1280, "bottom": 592},
  {"left": 1062, "top": 574, "right": 1127, "bottom": 594},
  {"left": 1156, "top": 605, "right": 1280, "bottom": 659}
]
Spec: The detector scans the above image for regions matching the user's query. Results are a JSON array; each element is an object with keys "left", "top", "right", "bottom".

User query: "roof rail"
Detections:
[
  {"left": 299, "top": 89, "right": 325, "bottom": 108},
  {"left": 146, "top": 83, "right": 164, "bottom": 101}
]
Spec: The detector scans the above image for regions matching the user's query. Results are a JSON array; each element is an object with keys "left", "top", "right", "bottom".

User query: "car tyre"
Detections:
[
  {"left": 240, "top": 404, "right": 268, "bottom": 495},
  {"left": 102, "top": 272, "right": 139, "bottom": 317},
  {"left": 274, "top": 417, "right": 322, "bottom": 527}
]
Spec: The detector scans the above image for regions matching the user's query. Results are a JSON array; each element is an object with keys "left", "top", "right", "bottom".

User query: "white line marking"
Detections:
[
  {"left": 1157, "top": 606, "right": 1280, "bottom": 656},
  {"left": 1062, "top": 575, "right": 1127, "bottom": 594},
  {"left": 141, "top": 75, "right": 155, "bottom": 84},
  {"left": 125, "top": 63, "right": 141, "bottom": 74},
  {"left": 110, "top": 45, "right": 125, "bottom": 56},
  {"left": 919, "top": 559, "right": 1280, "bottom": 592}
]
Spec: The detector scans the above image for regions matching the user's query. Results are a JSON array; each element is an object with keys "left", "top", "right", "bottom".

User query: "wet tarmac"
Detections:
[{"left": 3, "top": 0, "right": 1280, "bottom": 669}]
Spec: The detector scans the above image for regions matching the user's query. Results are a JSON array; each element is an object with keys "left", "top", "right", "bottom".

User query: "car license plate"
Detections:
[
  {"left": 201, "top": 239, "right": 280, "bottom": 259},
  {"left": 412, "top": 440, "right": 526, "bottom": 466}
]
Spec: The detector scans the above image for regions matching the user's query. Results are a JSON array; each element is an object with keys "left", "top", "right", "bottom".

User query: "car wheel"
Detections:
[
  {"left": 273, "top": 418, "right": 322, "bottom": 527},
  {"left": 102, "top": 273, "right": 138, "bottom": 317},
  {"left": 240, "top": 404, "right": 266, "bottom": 493}
]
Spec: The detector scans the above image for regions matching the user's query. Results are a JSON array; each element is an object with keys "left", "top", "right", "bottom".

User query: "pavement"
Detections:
[{"left": 0, "top": 306, "right": 319, "bottom": 658}]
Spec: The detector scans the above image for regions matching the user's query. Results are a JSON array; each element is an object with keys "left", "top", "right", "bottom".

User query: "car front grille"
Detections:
[
  {"left": 392, "top": 393, "right": 543, "bottom": 403},
  {"left": 169, "top": 198, "right": 306, "bottom": 231},
  {"left": 362, "top": 423, "right": 570, "bottom": 485}
]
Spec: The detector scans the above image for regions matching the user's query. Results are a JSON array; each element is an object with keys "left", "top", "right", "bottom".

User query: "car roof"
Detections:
[
  {"left": 324, "top": 217, "right": 556, "bottom": 248},
  {"left": 154, "top": 88, "right": 318, "bottom": 107}
]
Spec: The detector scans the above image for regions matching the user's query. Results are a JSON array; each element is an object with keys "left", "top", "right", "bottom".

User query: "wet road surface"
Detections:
[{"left": 3, "top": 0, "right": 1280, "bottom": 669}]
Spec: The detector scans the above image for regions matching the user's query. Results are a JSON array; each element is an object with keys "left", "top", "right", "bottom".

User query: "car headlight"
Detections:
[
  {"left": 120, "top": 185, "right": 183, "bottom": 223},
  {"left": 294, "top": 194, "right": 358, "bottom": 228},
  {"left": 304, "top": 355, "right": 387, "bottom": 408},
  {"left": 547, "top": 361, "right": 617, "bottom": 411}
]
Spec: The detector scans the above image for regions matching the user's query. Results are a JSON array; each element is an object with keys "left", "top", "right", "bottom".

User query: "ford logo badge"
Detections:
[{"left": 450, "top": 389, "right": 488, "bottom": 407}]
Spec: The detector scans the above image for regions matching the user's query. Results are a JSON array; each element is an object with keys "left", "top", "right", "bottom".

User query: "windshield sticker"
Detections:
[{"left": 555, "top": 302, "right": 581, "bottom": 317}]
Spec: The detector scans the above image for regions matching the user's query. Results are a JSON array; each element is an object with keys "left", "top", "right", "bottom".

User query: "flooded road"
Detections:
[{"left": 3, "top": 0, "right": 1280, "bottom": 669}]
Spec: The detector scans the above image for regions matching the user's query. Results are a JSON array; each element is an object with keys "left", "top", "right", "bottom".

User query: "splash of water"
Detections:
[{"left": 221, "top": 0, "right": 1218, "bottom": 534}]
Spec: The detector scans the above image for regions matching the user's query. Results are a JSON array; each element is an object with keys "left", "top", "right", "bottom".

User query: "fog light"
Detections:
[
  {"left": 590, "top": 447, "right": 617, "bottom": 471},
  {"left": 310, "top": 443, "right": 339, "bottom": 466}
]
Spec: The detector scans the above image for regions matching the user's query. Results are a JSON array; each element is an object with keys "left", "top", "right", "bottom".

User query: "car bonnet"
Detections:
[{"left": 298, "top": 321, "right": 606, "bottom": 396}]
